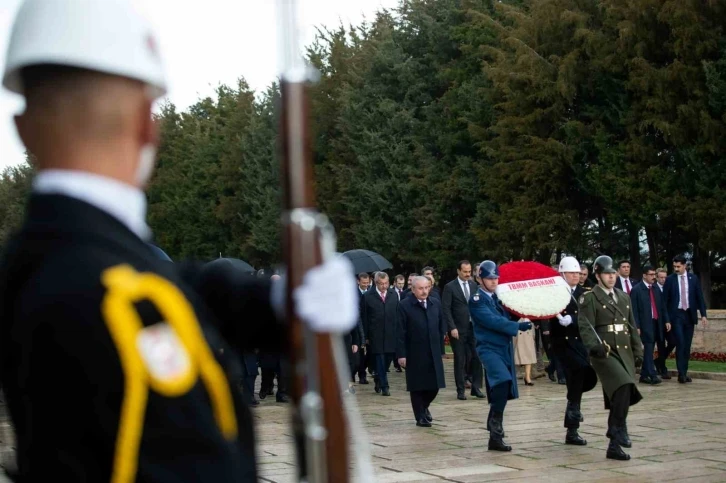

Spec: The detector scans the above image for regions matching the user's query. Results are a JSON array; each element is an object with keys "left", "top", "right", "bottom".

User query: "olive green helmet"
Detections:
[{"left": 593, "top": 255, "right": 617, "bottom": 275}]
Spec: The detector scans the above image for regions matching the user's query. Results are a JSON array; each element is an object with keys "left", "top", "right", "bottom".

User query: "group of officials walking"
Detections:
[{"left": 356, "top": 252, "right": 708, "bottom": 462}]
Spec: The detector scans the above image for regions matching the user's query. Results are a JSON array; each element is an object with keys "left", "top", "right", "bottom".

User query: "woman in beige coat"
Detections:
[{"left": 514, "top": 324, "right": 537, "bottom": 385}]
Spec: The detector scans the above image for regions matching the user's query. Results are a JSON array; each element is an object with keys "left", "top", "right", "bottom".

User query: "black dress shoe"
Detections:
[
  {"left": 259, "top": 388, "right": 269, "bottom": 400},
  {"left": 685, "top": 375, "right": 692, "bottom": 383},
  {"left": 416, "top": 418, "right": 432, "bottom": 427},
  {"left": 678, "top": 375, "right": 687, "bottom": 384},
  {"left": 359, "top": 378, "right": 369, "bottom": 384},
  {"left": 661, "top": 372, "right": 672, "bottom": 380},
  {"left": 639, "top": 376, "right": 652, "bottom": 384},
  {"left": 557, "top": 378, "right": 566, "bottom": 385},
  {"left": 382, "top": 388, "right": 391, "bottom": 396},
  {"left": 651, "top": 376, "right": 662, "bottom": 384},
  {"left": 276, "top": 394, "right": 290, "bottom": 403},
  {"left": 547, "top": 370, "right": 556, "bottom": 382},
  {"left": 424, "top": 408, "right": 433, "bottom": 422},
  {"left": 471, "top": 388, "right": 485, "bottom": 398},
  {"left": 457, "top": 392, "right": 467, "bottom": 401},
  {"left": 606, "top": 442, "right": 630, "bottom": 460},
  {"left": 565, "top": 428, "right": 587, "bottom": 446}
]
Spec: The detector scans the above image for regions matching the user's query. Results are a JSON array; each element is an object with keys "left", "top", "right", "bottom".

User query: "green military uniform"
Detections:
[{"left": 578, "top": 285, "right": 644, "bottom": 407}]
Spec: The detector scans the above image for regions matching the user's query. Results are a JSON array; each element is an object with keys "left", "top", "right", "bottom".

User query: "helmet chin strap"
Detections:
[{"left": 135, "top": 144, "right": 157, "bottom": 187}]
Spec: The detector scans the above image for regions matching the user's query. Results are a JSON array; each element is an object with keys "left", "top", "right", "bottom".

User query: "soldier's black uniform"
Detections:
[
  {"left": 0, "top": 195, "right": 284, "bottom": 481},
  {"left": 544, "top": 285, "right": 597, "bottom": 445}
]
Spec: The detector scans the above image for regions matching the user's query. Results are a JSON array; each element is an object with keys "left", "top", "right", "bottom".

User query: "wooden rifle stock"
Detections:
[{"left": 278, "top": 5, "right": 349, "bottom": 480}]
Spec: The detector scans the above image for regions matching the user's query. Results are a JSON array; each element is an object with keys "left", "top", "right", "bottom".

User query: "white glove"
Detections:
[
  {"left": 557, "top": 314, "right": 573, "bottom": 327},
  {"left": 292, "top": 257, "right": 359, "bottom": 333}
]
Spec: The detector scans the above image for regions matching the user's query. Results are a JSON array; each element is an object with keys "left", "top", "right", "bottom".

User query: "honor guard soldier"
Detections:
[
  {"left": 0, "top": 1, "right": 357, "bottom": 481},
  {"left": 577, "top": 255, "right": 644, "bottom": 461},
  {"left": 545, "top": 257, "right": 597, "bottom": 446},
  {"left": 469, "top": 261, "right": 532, "bottom": 452}
]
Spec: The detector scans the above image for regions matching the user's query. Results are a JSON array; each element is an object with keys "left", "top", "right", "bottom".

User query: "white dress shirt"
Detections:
[{"left": 33, "top": 170, "right": 151, "bottom": 240}]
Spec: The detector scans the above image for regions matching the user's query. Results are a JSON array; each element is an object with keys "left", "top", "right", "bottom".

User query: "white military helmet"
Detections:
[
  {"left": 558, "top": 256, "right": 580, "bottom": 273},
  {"left": 3, "top": 0, "right": 167, "bottom": 98}
]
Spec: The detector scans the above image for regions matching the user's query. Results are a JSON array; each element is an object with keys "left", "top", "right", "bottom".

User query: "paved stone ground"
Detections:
[
  {"left": 254, "top": 360, "right": 726, "bottom": 482},
  {"left": 1, "top": 359, "right": 725, "bottom": 482}
]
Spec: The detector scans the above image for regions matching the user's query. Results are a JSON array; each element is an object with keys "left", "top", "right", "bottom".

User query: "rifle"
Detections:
[{"left": 276, "top": 0, "right": 348, "bottom": 481}]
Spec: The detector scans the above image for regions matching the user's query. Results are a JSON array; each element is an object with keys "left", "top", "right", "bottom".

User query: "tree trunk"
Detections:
[
  {"left": 694, "top": 245, "right": 712, "bottom": 309},
  {"left": 644, "top": 224, "right": 660, "bottom": 267},
  {"left": 628, "top": 221, "right": 642, "bottom": 279}
]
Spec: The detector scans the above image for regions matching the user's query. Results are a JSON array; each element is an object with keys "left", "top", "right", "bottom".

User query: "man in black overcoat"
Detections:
[
  {"left": 397, "top": 276, "right": 446, "bottom": 427},
  {"left": 0, "top": 2, "right": 358, "bottom": 480},
  {"left": 631, "top": 265, "right": 670, "bottom": 385},
  {"left": 360, "top": 272, "right": 399, "bottom": 395}
]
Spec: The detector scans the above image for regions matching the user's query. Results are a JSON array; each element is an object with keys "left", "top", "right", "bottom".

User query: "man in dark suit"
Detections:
[
  {"left": 393, "top": 274, "right": 406, "bottom": 300},
  {"left": 354, "top": 272, "right": 372, "bottom": 384},
  {"left": 422, "top": 266, "right": 441, "bottom": 301},
  {"left": 401, "top": 272, "right": 418, "bottom": 300},
  {"left": 397, "top": 276, "right": 447, "bottom": 427},
  {"left": 662, "top": 255, "right": 708, "bottom": 383},
  {"left": 442, "top": 260, "right": 484, "bottom": 400},
  {"left": 579, "top": 264, "right": 595, "bottom": 289},
  {"left": 0, "top": 6, "right": 358, "bottom": 479},
  {"left": 360, "top": 272, "right": 400, "bottom": 395},
  {"left": 614, "top": 260, "right": 637, "bottom": 295},
  {"left": 630, "top": 265, "right": 670, "bottom": 385}
]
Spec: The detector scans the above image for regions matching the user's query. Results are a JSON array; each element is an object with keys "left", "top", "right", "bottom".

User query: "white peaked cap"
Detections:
[{"left": 3, "top": 0, "right": 167, "bottom": 98}]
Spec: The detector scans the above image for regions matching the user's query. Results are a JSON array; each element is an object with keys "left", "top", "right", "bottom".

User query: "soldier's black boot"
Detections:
[
  {"left": 574, "top": 401, "right": 584, "bottom": 422},
  {"left": 487, "top": 411, "right": 512, "bottom": 452},
  {"left": 606, "top": 426, "right": 631, "bottom": 448},
  {"left": 606, "top": 439, "right": 630, "bottom": 460},
  {"left": 486, "top": 407, "right": 506, "bottom": 438},
  {"left": 565, "top": 427, "right": 587, "bottom": 446},
  {"left": 622, "top": 424, "right": 631, "bottom": 447},
  {"left": 608, "top": 426, "right": 633, "bottom": 450},
  {"left": 565, "top": 401, "right": 579, "bottom": 425}
]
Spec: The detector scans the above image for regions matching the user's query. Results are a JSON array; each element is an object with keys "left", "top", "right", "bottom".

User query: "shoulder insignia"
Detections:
[{"left": 137, "top": 322, "right": 191, "bottom": 384}]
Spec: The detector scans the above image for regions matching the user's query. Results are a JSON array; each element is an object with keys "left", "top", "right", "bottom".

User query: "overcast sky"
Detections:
[{"left": 0, "top": 0, "right": 398, "bottom": 169}]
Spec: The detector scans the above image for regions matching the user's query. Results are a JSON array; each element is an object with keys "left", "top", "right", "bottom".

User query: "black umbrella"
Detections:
[
  {"left": 206, "top": 257, "right": 255, "bottom": 273},
  {"left": 341, "top": 249, "right": 392, "bottom": 273},
  {"left": 147, "top": 243, "right": 173, "bottom": 262}
]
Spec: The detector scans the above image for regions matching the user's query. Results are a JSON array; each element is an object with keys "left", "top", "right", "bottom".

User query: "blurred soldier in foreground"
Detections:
[{"left": 0, "top": 0, "right": 357, "bottom": 481}]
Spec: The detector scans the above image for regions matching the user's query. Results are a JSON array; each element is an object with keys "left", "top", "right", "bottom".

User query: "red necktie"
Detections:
[
  {"left": 649, "top": 285, "right": 658, "bottom": 320},
  {"left": 380, "top": 291, "right": 386, "bottom": 302},
  {"left": 624, "top": 279, "right": 631, "bottom": 294}
]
